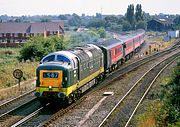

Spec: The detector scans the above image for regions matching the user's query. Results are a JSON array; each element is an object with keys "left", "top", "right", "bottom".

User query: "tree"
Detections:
[
  {"left": 136, "top": 21, "right": 147, "bottom": 30},
  {"left": 122, "top": 21, "right": 131, "bottom": 31},
  {"left": 126, "top": 4, "right": 135, "bottom": 28},
  {"left": 104, "top": 16, "right": 119, "bottom": 24},
  {"left": 58, "top": 15, "right": 67, "bottom": 20},
  {"left": 135, "top": 4, "right": 143, "bottom": 22},
  {"left": 19, "top": 35, "right": 67, "bottom": 61},
  {"left": 41, "top": 18, "right": 51, "bottom": 22},
  {"left": 68, "top": 13, "right": 81, "bottom": 26},
  {"left": 95, "top": 13, "right": 102, "bottom": 19},
  {"left": 19, "top": 36, "right": 45, "bottom": 61},
  {"left": 173, "top": 16, "right": 180, "bottom": 25},
  {"left": 104, "top": 16, "right": 120, "bottom": 30},
  {"left": 97, "top": 28, "right": 106, "bottom": 38},
  {"left": 173, "top": 16, "right": 180, "bottom": 29},
  {"left": 15, "top": 18, "right": 21, "bottom": 22},
  {"left": 109, "top": 23, "right": 122, "bottom": 32},
  {"left": 87, "top": 19, "right": 105, "bottom": 28}
]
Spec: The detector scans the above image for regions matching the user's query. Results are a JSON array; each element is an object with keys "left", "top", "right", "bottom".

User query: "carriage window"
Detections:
[
  {"left": 57, "top": 55, "right": 71, "bottom": 63},
  {"left": 42, "top": 55, "right": 55, "bottom": 63}
]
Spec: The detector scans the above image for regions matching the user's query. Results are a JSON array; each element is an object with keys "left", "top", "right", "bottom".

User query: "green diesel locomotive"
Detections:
[{"left": 35, "top": 44, "right": 104, "bottom": 103}]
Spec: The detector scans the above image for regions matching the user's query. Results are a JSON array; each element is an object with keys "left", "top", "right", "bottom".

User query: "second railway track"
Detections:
[
  {"left": 0, "top": 97, "right": 41, "bottom": 127},
  {"left": 0, "top": 44, "right": 179, "bottom": 127},
  {"left": 36, "top": 47, "right": 180, "bottom": 126},
  {"left": 99, "top": 51, "right": 180, "bottom": 127}
]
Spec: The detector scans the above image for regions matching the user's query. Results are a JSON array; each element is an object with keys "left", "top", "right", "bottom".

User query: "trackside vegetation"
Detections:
[
  {"left": 136, "top": 61, "right": 180, "bottom": 127},
  {"left": 0, "top": 48, "right": 38, "bottom": 88},
  {"left": 19, "top": 35, "right": 69, "bottom": 61},
  {"left": 157, "top": 62, "right": 180, "bottom": 126},
  {"left": 0, "top": 28, "right": 107, "bottom": 89},
  {"left": 19, "top": 28, "right": 107, "bottom": 61}
]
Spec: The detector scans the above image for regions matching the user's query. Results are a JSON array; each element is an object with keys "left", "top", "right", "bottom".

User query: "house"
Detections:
[
  {"left": 147, "top": 19, "right": 173, "bottom": 31},
  {"left": 0, "top": 22, "right": 64, "bottom": 43}
]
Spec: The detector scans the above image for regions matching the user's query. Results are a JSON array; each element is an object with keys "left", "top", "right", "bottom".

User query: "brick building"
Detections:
[{"left": 0, "top": 22, "right": 64, "bottom": 43}]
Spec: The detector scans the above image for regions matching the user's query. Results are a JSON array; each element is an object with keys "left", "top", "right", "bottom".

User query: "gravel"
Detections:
[
  {"left": 129, "top": 57, "right": 180, "bottom": 127},
  {"left": 50, "top": 48, "right": 180, "bottom": 127}
]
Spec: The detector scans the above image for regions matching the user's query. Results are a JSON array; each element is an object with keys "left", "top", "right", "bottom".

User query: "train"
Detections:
[{"left": 34, "top": 29, "right": 145, "bottom": 104}]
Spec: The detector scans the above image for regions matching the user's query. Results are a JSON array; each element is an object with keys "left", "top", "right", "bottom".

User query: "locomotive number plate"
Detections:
[{"left": 43, "top": 72, "right": 59, "bottom": 78}]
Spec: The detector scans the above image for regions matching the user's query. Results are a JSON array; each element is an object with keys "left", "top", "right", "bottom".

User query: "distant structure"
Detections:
[
  {"left": 168, "top": 30, "right": 179, "bottom": 38},
  {"left": 0, "top": 22, "right": 64, "bottom": 43},
  {"left": 164, "top": 30, "right": 180, "bottom": 41},
  {"left": 147, "top": 19, "right": 173, "bottom": 31}
]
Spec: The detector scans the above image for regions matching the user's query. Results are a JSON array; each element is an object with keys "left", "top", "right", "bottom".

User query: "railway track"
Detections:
[
  {"left": 0, "top": 89, "right": 35, "bottom": 116},
  {"left": 10, "top": 97, "right": 86, "bottom": 127},
  {"left": 11, "top": 105, "right": 46, "bottom": 127},
  {"left": 35, "top": 46, "right": 180, "bottom": 126},
  {"left": 98, "top": 51, "right": 180, "bottom": 127},
  {"left": 0, "top": 97, "right": 41, "bottom": 127},
  {"left": 0, "top": 43, "right": 179, "bottom": 127},
  {"left": 92, "top": 44, "right": 179, "bottom": 93}
]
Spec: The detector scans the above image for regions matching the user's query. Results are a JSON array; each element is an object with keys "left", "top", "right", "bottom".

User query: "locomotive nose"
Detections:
[{"left": 40, "top": 70, "right": 63, "bottom": 88}]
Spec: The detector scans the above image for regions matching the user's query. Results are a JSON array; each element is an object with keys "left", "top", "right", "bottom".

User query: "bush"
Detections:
[
  {"left": 19, "top": 35, "right": 68, "bottom": 61},
  {"left": 136, "top": 20, "right": 147, "bottom": 30},
  {"left": 157, "top": 62, "right": 180, "bottom": 126},
  {"left": 122, "top": 21, "right": 131, "bottom": 31},
  {"left": 97, "top": 28, "right": 106, "bottom": 38}
]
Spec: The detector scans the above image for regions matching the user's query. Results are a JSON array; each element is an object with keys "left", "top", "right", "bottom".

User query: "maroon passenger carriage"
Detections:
[
  {"left": 93, "top": 29, "right": 145, "bottom": 73},
  {"left": 95, "top": 38, "right": 124, "bottom": 73},
  {"left": 118, "top": 29, "right": 145, "bottom": 60}
]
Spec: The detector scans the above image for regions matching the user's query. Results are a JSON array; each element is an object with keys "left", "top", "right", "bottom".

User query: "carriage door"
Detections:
[{"left": 123, "top": 43, "right": 126, "bottom": 58}]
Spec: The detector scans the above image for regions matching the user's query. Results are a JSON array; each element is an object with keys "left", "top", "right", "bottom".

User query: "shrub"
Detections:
[
  {"left": 19, "top": 35, "right": 67, "bottom": 61},
  {"left": 157, "top": 62, "right": 180, "bottom": 126}
]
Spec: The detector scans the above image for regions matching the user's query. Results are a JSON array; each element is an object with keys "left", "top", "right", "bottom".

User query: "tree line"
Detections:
[
  {"left": 82, "top": 4, "right": 147, "bottom": 32},
  {"left": 19, "top": 28, "right": 106, "bottom": 61},
  {"left": 1, "top": 4, "right": 180, "bottom": 31}
]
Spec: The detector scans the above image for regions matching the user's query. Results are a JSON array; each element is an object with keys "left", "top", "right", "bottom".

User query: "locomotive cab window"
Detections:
[
  {"left": 57, "top": 55, "right": 71, "bottom": 64},
  {"left": 42, "top": 55, "right": 55, "bottom": 63}
]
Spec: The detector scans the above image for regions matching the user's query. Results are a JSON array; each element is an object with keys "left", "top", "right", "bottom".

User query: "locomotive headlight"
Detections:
[
  {"left": 65, "top": 77, "right": 67, "bottom": 81},
  {"left": 49, "top": 86, "right": 52, "bottom": 90}
]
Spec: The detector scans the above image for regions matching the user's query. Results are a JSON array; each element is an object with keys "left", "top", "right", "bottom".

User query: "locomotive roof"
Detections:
[{"left": 70, "top": 44, "right": 102, "bottom": 62}]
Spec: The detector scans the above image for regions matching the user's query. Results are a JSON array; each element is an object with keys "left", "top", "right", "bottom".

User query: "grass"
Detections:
[
  {"left": 0, "top": 48, "right": 38, "bottom": 101},
  {"left": 143, "top": 36, "right": 177, "bottom": 55},
  {"left": 0, "top": 48, "right": 38, "bottom": 88},
  {"left": 134, "top": 59, "right": 180, "bottom": 127},
  {"left": 136, "top": 100, "right": 161, "bottom": 127}
]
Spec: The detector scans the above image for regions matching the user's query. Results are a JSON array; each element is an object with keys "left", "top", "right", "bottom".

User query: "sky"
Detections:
[{"left": 0, "top": 0, "right": 180, "bottom": 16}]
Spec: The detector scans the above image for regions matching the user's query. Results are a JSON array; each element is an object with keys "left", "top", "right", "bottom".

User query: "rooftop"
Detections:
[{"left": 0, "top": 22, "right": 64, "bottom": 34}]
